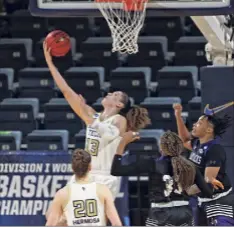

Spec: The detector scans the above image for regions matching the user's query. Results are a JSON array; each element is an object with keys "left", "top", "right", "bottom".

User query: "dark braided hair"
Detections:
[
  {"left": 120, "top": 92, "right": 151, "bottom": 131},
  {"left": 72, "top": 149, "right": 91, "bottom": 178},
  {"left": 160, "top": 131, "right": 196, "bottom": 190},
  {"left": 203, "top": 114, "right": 232, "bottom": 137}
]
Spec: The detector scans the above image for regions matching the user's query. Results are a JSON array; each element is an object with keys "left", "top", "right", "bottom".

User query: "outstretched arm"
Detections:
[
  {"left": 111, "top": 132, "right": 152, "bottom": 176},
  {"left": 43, "top": 42, "right": 95, "bottom": 125},
  {"left": 173, "top": 103, "right": 192, "bottom": 150}
]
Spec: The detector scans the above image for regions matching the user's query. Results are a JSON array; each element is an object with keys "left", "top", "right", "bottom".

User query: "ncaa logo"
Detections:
[{"left": 93, "top": 113, "right": 99, "bottom": 119}]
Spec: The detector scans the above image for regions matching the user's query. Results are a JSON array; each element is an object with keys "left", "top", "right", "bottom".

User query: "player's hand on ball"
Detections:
[
  {"left": 122, "top": 131, "right": 140, "bottom": 144},
  {"left": 43, "top": 41, "right": 52, "bottom": 63},
  {"left": 173, "top": 103, "right": 183, "bottom": 116}
]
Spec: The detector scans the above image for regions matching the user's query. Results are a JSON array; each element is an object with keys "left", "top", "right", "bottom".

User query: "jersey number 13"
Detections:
[{"left": 86, "top": 138, "right": 100, "bottom": 156}]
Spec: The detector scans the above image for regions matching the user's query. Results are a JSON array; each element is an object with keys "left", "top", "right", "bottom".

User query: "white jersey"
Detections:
[
  {"left": 85, "top": 113, "right": 122, "bottom": 173},
  {"left": 64, "top": 182, "right": 106, "bottom": 226}
]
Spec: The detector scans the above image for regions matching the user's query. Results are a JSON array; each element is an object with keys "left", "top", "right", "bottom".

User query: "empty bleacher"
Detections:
[{"left": 0, "top": 7, "right": 205, "bottom": 225}]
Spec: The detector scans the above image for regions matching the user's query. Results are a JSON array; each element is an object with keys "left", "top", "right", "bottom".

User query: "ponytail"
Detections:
[
  {"left": 120, "top": 92, "right": 151, "bottom": 131},
  {"left": 126, "top": 106, "right": 151, "bottom": 131},
  {"left": 160, "top": 131, "right": 196, "bottom": 190},
  {"left": 171, "top": 156, "right": 196, "bottom": 190}
]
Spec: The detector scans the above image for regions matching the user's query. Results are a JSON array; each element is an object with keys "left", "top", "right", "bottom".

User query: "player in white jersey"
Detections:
[
  {"left": 46, "top": 148, "right": 122, "bottom": 226},
  {"left": 43, "top": 42, "right": 151, "bottom": 198}
]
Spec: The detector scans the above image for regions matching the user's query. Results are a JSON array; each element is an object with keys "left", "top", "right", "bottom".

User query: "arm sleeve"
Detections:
[
  {"left": 205, "top": 144, "right": 225, "bottom": 167},
  {"left": 194, "top": 167, "right": 214, "bottom": 198},
  {"left": 111, "top": 154, "right": 153, "bottom": 176}
]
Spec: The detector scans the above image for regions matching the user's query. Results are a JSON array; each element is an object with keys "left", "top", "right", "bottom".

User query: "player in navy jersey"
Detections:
[
  {"left": 111, "top": 130, "right": 223, "bottom": 226},
  {"left": 174, "top": 103, "right": 234, "bottom": 226}
]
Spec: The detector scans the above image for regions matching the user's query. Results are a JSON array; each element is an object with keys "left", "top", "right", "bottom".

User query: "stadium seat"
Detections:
[
  {"left": 125, "top": 36, "right": 167, "bottom": 81},
  {"left": 0, "top": 38, "right": 32, "bottom": 78},
  {"left": 184, "top": 17, "right": 203, "bottom": 36},
  {"left": 26, "top": 130, "right": 69, "bottom": 151},
  {"left": 80, "top": 37, "right": 120, "bottom": 81},
  {"left": 157, "top": 66, "right": 198, "bottom": 109},
  {"left": 44, "top": 98, "right": 84, "bottom": 141},
  {"left": 126, "top": 129, "right": 164, "bottom": 152},
  {"left": 34, "top": 37, "right": 76, "bottom": 71},
  {"left": 110, "top": 67, "right": 151, "bottom": 104},
  {"left": 64, "top": 67, "right": 105, "bottom": 104},
  {"left": 74, "top": 129, "right": 86, "bottom": 149},
  {"left": 9, "top": 10, "right": 48, "bottom": 46},
  {"left": 48, "top": 17, "right": 93, "bottom": 51},
  {"left": 0, "top": 68, "right": 14, "bottom": 101},
  {"left": 142, "top": 17, "right": 183, "bottom": 51},
  {"left": 0, "top": 131, "right": 22, "bottom": 151},
  {"left": 0, "top": 98, "right": 39, "bottom": 137},
  {"left": 0, "top": 15, "right": 8, "bottom": 37},
  {"left": 174, "top": 36, "right": 209, "bottom": 68},
  {"left": 18, "top": 68, "right": 56, "bottom": 109},
  {"left": 188, "top": 96, "right": 202, "bottom": 128},
  {"left": 94, "top": 18, "right": 111, "bottom": 36},
  {"left": 140, "top": 97, "right": 181, "bottom": 131}
]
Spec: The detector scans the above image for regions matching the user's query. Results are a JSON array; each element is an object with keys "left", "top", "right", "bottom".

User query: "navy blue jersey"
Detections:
[
  {"left": 189, "top": 138, "right": 231, "bottom": 195},
  {"left": 111, "top": 154, "right": 215, "bottom": 203}
]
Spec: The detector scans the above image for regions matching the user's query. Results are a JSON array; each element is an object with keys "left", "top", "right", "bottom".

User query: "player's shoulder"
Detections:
[
  {"left": 208, "top": 143, "right": 225, "bottom": 154},
  {"left": 96, "top": 183, "right": 109, "bottom": 191},
  {"left": 96, "top": 183, "right": 112, "bottom": 201},
  {"left": 113, "top": 114, "right": 127, "bottom": 125},
  {"left": 96, "top": 183, "right": 112, "bottom": 196},
  {"left": 57, "top": 185, "right": 70, "bottom": 197},
  {"left": 53, "top": 185, "right": 70, "bottom": 206}
]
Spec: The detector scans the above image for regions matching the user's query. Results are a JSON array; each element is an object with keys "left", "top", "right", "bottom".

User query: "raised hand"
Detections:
[
  {"left": 173, "top": 103, "right": 183, "bottom": 117},
  {"left": 43, "top": 41, "right": 52, "bottom": 63},
  {"left": 121, "top": 131, "right": 140, "bottom": 145},
  {"left": 210, "top": 178, "right": 224, "bottom": 190}
]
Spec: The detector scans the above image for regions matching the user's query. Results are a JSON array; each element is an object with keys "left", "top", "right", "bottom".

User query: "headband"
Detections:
[{"left": 204, "top": 101, "right": 234, "bottom": 116}]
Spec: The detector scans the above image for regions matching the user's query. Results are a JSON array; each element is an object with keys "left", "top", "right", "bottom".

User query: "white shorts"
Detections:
[{"left": 69, "top": 172, "right": 121, "bottom": 199}]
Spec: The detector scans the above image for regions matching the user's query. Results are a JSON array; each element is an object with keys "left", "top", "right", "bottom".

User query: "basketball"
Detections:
[{"left": 45, "top": 30, "right": 71, "bottom": 57}]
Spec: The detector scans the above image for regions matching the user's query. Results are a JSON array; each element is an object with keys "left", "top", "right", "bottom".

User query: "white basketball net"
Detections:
[{"left": 96, "top": 0, "right": 148, "bottom": 54}]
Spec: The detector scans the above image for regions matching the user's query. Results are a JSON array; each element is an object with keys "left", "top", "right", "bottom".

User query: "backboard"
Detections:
[{"left": 30, "top": 0, "right": 234, "bottom": 17}]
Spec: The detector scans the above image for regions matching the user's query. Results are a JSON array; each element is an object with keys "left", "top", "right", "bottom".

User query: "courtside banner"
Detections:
[
  {"left": 0, "top": 151, "right": 72, "bottom": 226},
  {"left": 0, "top": 151, "right": 129, "bottom": 226}
]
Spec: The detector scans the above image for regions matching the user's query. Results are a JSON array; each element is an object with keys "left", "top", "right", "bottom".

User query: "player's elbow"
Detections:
[
  {"left": 110, "top": 161, "right": 123, "bottom": 176},
  {"left": 111, "top": 168, "right": 128, "bottom": 176},
  {"left": 110, "top": 167, "right": 120, "bottom": 176},
  {"left": 112, "top": 220, "right": 122, "bottom": 226}
]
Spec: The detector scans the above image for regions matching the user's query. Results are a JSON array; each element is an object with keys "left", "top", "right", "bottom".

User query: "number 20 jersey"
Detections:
[
  {"left": 85, "top": 113, "right": 122, "bottom": 173},
  {"left": 64, "top": 182, "right": 105, "bottom": 226}
]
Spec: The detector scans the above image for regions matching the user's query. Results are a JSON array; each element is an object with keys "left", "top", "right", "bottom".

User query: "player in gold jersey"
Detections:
[
  {"left": 44, "top": 43, "right": 151, "bottom": 198},
  {"left": 46, "top": 148, "right": 122, "bottom": 226}
]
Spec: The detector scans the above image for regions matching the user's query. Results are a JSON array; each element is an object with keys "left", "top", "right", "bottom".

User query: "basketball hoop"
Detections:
[{"left": 95, "top": 0, "right": 148, "bottom": 54}]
